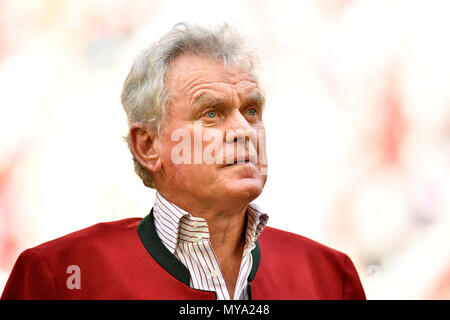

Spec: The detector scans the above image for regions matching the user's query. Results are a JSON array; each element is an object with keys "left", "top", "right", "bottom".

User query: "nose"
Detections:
[
  {"left": 225, "top": 110, "right": 256, "bottom": 144},
  {"left": 223, "top": 110, "right": 260, "bottom": 166}
]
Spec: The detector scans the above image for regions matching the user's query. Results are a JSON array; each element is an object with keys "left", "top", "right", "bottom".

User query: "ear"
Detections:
[{"left": 129, "top": 124, "right": 162, "bottom": 173}]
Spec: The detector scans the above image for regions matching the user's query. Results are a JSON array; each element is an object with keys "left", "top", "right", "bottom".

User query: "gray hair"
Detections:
[{"left": 121, "top": 22, "right": 260, "bottom": 188}]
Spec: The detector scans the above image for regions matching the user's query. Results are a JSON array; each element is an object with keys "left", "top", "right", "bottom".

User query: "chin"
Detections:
[{"left": 224, "top": 177, "right": 266, "bottom": 202}]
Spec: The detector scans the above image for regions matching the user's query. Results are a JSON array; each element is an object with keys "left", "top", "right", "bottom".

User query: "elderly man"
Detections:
[{"left": 1, "top": 22, "right": 365, "bottom": 300}]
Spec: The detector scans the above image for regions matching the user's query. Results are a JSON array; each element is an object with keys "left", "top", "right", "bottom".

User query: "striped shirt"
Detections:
[{"left": 153, "top": 191, "right": 269, "bottom": 300}]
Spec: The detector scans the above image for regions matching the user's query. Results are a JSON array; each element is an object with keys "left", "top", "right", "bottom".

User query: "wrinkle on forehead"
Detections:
[{"left": 166, "top": 54, "right": 259, "bottom": 102}]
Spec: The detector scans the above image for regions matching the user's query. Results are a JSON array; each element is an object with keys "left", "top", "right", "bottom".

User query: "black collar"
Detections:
[{"left": 137, "top": 208, "right": 261, "bottom": 287}]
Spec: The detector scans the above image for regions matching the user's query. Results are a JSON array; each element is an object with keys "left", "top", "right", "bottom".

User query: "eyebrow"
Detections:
[
  {"left": 245, "top": 93, "right": 265, "bottom": 110},
  {"left": 191, "top": 92, "right": 265, "bottom": 110},
  {"left": 192, "top": 94, "right": 227, "bottom": 109}
]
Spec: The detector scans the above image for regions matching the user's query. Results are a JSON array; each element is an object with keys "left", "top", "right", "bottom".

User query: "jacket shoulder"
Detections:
[
  {"left": 30, "top": 217, "right": 143, "bottom": 253},
  {"left": 256, "top": 226, "right": 366, "bottom": 299},
  {"left": 259, "top": 226, "right": 346, "bottom": 259}
]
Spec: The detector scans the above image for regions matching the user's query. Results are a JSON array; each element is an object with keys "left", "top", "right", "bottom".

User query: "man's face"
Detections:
[{"left": 154, "top": 54, "right": 267, "bottom": 209}]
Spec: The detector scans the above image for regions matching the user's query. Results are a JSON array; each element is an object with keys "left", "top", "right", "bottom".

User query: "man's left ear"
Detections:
[{"left": 129, "top": 124, "right": 162, "bottom": 173}]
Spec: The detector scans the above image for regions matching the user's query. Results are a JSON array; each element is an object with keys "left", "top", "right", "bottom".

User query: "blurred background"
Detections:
[{"left": 1, "top": 0, "right": 449, "bottom": 299}]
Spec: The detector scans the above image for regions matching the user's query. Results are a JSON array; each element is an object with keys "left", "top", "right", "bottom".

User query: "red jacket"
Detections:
[{"left": 1, "top": 210, "right": 366, "bottom": 300}]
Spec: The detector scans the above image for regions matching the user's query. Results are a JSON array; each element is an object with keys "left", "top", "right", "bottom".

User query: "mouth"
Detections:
[{"left": 224, "top": 157, "right": 255, "bottom": 167}]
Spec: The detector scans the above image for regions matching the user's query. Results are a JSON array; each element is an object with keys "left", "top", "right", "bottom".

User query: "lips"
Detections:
[{"left": 224, "top": 155, "right": 256, "bottom": 166}]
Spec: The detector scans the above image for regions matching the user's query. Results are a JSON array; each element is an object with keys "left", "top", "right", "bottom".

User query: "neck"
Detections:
[
  {"left": 206, "top": 205, "right": 247, "bottom": 257},
  {"left": 162, "top": 191, "right": 248, "bottom": 251},
  {"left": 193, "top": 203, "right": 247, "bottom": 299}
]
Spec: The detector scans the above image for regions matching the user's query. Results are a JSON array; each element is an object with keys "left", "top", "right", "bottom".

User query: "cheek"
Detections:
[{"left": 161, "top": 146, "right": 216, "bottom": 184}]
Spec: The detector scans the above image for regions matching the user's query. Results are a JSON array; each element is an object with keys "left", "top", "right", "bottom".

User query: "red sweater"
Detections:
[{"left": 1, "top": 211, "right": 366, "bottom": 300}]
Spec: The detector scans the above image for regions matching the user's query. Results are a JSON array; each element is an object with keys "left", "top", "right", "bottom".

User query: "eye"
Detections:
[
  {"left": 247, "top": 108, "right": 257, "bottom": 116},
  {"left": 206, "top": 110, "right": 217, "bottom": 118}
]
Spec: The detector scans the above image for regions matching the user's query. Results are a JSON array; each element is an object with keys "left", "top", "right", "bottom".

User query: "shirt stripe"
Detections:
[{"left": 152, "top": 191, "right": 268, "bottom": 300}]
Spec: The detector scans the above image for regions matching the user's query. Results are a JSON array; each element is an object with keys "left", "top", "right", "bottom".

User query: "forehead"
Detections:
[{"left": 166, "top": 54, "right": 260, "bottom": 103}]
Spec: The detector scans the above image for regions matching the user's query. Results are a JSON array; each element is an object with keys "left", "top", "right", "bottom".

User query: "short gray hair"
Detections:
[{"left": 121, "top": 22, "right": 260, "bottom": 188}]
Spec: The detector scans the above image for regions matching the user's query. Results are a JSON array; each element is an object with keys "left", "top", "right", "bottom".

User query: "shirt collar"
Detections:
[{"left": 153, "top": 191, "right": 269, "bottom": 254}]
